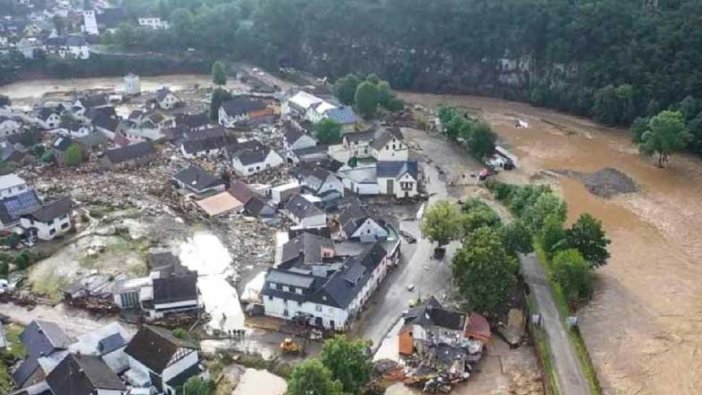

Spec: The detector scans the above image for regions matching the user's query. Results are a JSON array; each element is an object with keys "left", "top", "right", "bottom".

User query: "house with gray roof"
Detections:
[
  {"left": 179, "top": 126, "right": 233, "bottom": 158},
  {"left": 336, "top": 199, "right": 388, "bottom": 242},
  {"left": 172, "top": 165, "right": 225, "bottom": 196},
  {"left": 227, "top": 140, "right": 283, "bottom": 177},
  {"left": 46, "top": 353, "right": 126, "bottom": 395},
  {"left": 371, "top": 127, "right": 408, "bottom": 161},
  {"left": 12, "top": 320, "right": 74, "bottom": 391},
  {"left": 0, "top": 189, "right": 41, "bottom": 229},
  {"left": 20, "top": 196, "right": 73, "bottom": 241},
  {"left": 377, "top": 160, "right": 420, "bottom": 198},
  {"left": 293, "top": 165, "right": 344, "bottom": 200},
  {"left": 261, "top": 242, "right": 391, "bottom": 330},
  {"left": 284, "top": 194, "right": 327, "bottom": 229},
  {"left": 103, "top": 141, "right": 156, "bottom": 168},
  {"left": 280, "top": 232, "right": 336, "bottom": 267},
  {"left": 154, "top": 87, "right": 179, "bottom": 110}
]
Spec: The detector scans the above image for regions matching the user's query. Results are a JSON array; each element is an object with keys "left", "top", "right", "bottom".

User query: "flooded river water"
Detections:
[{"left": 402, "top": 93, "right": 702, "bottom": 395}]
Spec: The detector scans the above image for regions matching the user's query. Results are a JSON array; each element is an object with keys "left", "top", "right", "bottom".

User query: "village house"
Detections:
[
  {"left": 172, "top": 164, "right": 225, "bottom": 196},
  {"left": 46, "top": 353, "right": 127, "bottom": 395},
  {"left": 0, "top": 189, "right": 41, "bottom": 229},
  {"left": 218, "top": 97, "right": 274, "bottom": 128},
  {"left": 59, "top": 118, "right": 93, "bottom": 138},
  {"left": 227, "top": 140, "right": 284, "bottom": 177},
  {"left": 228, "top": 180, "right": 256, "bottom": 206},
  {"left": 179, "top": 126, "right": 233, "bottom": 159},
  {"left": 124, "top": 73, "right": 141, "bottom": 95},
  {"left": 123, "top": 325, "right": 201, "bottom": 395},
  {"left": 144, "top": 254, "right": 201, "bottom": 319},
  {"left": 377, "top": 161, "right": 420, "bottom": 198},
  {"left": 137, "top": 15, "right": 169, "bottom": 29},
  {"left": 175, "top": 112, "right": 212, "bottom": 131},
  {"left": 293, "top": 165, "right": 345, "bottom": 200},
  {"left": 284, "top": 194, "right": 327, "bottom": 229},
  {"left": 336, "top": 199, "right": 388, "bottom": 241},
  {"left": 83, "top": 10, "right": 99, "bottom": 35},
  {"left": 261, "top": 242, "right": 391, "bottom": 331},
  {"left": 0, "top": 173, "right": 28, "bottom": 199},
  {"left": 103, "top": 141, "right": 156, "bottom": 168},
  {"left": 20, "top": 196, "right": 73, "bottom": 241},
  {"left": 343, "top": 129, "right": 376, "bottom": 158},
  {"left": 154, "top": 87, "right": 180, "bottom": 110},
  {"left": 69, "top": 322, "right": 131, "bottom": 374},
  {"left": 283, "top": 125, "right": 317, "bottom": 152},
  {"left": 12, "top": 320, "right": 74, "bottom": 393},
  {"left": 0, "top": 116, "right": 22, "bottom": 138},
  {"left": 283, "top": 91, "right": 361, "bottom": 131},
  {"left": 371, "top": 127, "right": 409, "bottom": 161},
  {"left": 35, "top": 107, "right": 61, "bottom": 129},
  {"left": 283, "top": 91, "right": 325, "bottom": 119},
  {"left": 338, "top": 165, "right": 380, "bottom": 196},
  {"left": 244, "top": 195, "right": 277, "bottom": 218},
  {"left": 318, "top": 106, "right": 360, "bottom": 134}
]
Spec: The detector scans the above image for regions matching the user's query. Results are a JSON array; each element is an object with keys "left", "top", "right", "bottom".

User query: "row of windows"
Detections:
[{"left": 268, "top": 282, "right": 304, "bottom": 295}]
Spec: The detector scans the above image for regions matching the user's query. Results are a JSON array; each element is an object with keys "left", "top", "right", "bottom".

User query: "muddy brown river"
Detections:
[
  {"left": 2, "top": 75, "right": 700, "bottom": 393},
  {"left": 402, "top": 92, "right": 702, "bottom": 395}
]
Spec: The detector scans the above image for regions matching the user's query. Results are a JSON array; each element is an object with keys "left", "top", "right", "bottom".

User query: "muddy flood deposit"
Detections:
[{"left": 402, "top": 92, "right": 702, "bottom": 395}]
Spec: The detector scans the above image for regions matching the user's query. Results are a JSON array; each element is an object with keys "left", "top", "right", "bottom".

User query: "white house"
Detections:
[
  {"left": 371, "top": 128, "right": 409, "bottom": 161},
  {"left": 17, "top": 37, "right": 40, "bottom": 59},
  {"left": 36, "top": 108, "right": 61, "bottom": 130},
  {"left": 83, "top": 10, "right": 99, "bottom": 35},
  {"left": 0, "top": 116, "right": 21, "bottom": 138},
  {"left": 124, "top": 73, "right": 141, "bottom": 96},
  {"left": 337, "top": 201, "right": 388, "bottom": 241},
  {"left": 123, "top": 326, "right": 200, "bottom": 395},
  {"left": 20, "top": 196, "right": 73, "bottom": 241},
  {"left": 293, "top": 166, "right": 344, "bottom": 199},
  {"left": 262, "top": 243, "right": 391, "bottom": 330},
  {"left": 218, "top": 97, "right": 272, "bottom": 128},
  {"left": 283, "top": 91, "right": 324, "bottom": 118},
  {"left": 342, "top": 129, "right": 376, "bottom": 158},
  {"left": 283, "top": 126, "right": 317, "bottom": 152},
  {"left": 154, "top": 87, "right": 179, "bottom": 110},
  {"left": 46, "top": 353, "right": 127, "bottom": 395},
  {"left": 0, "top": 174, "right": 28, "bottom": 199},
  {"left": 228, "top": 140, "right": 284, "bottom": 177},
  {"left": 338, "top": 165, "right": 379, "bottom": 195},
  {"left": 179, "top": 127, "right": 233, "bottom": 159},
  {"left": 69, "top": 322, "right": 131, "bottom": 374},
  {"left": 377, "top": 161, "right": 419, "bottom": 198},
  {"left": 137, "top": 17, "right": 169, "bottom": 29},
  {"left": 284, "top": 194, "right": 327, "bottom": 229}
]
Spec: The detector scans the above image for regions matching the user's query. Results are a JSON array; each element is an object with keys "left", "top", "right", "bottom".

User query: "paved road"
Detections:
[{"left": 521, "top": 253, "right": 590, "bottom": 395}]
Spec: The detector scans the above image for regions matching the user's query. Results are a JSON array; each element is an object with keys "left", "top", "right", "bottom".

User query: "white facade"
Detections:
[
  {"left": 137, "top": 17, "right": 169, "bottom": 29},
  {"left": 218, "top": 106, "right": 248, "bottom": 128},
  {"left": 232, "top": 150, "right": 284, "bottom": 177},
  {"left": 0, "top": 118, "right": 21, "bottom": 137},
  {"left": 20, "top": 212, "right": 72, "bottom": 240},
  {"left": 127, "top": 349, "right": 198, "bottom": 395},
  {"left": 373, "top": 137, "right": 409, "bottom": 161},
  {"left": 124, "top": 74, "right": 141, "bottom": 95},
  {"left": 348, "top": 218, "right": 388, "bottom": 240},
  {"left": 39, "top": 112, "right": 61, "bottom": 129},
  {"left": 69, "top": 43, "right": 90, "bottom": 60},
  {"left": 83, "top": 10, "right": 99, "bottom": 35},
  {"left": 345, "top": 139, "right": 372, "bottom": 158},
  {"left": 0, "top": 174, "right": 27, "bottom": 198},
  {"left": 158, "top": 93, "right": 178, "bottom": 110},
  {"left": 378, "top": 172, "right": 418, "bottom": 198},
  {"left": 285, "top": 133, "right": 317, "bottom": 151}
]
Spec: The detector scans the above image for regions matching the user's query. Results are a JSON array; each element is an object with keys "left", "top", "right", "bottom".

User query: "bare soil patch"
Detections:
[{"left": 555, "top": 168, "right": 637, "bottom": 198}]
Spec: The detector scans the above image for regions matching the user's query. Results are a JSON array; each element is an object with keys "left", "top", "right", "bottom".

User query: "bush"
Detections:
[
  {"left": 14, "top": 250, "right": 31, "bottom": 270},
  {"left": 552, "top": 249, "right": 594, "bottom": 306}
]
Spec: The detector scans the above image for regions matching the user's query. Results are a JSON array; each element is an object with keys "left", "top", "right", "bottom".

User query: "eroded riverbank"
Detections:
[{"left": 402, "top": 92, "right": 702, "bottom": 395}]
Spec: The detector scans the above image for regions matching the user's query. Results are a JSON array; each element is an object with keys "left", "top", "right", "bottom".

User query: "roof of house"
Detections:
[
  {"left": 0, "top": 190, "right": 41, "bottom": 225},
  {"left": 153, "top": 274, "right": 198, "bottom": 305},
  {"left": 76, "top": 132, "right": 109, "bottom": 148},
  {"left": 78, "top": 94, "right": 108, "bottom": 109},
  {"left": 13, "top": 320, "right": 74, "bottom": 386},
  {"left": 155, "top": 87, "right": 174, "bottom": 102},
  {"left": 370, "top": 128, "right": 404, "bottom": 150},
  {"left": 339, "top": 200, "right": 377, "bottom": 237},
  {"left": 196, "top": 192, "right": 243, "bottom": 216},
  {"left": 266, "top": 269, "right": 315, "bottom": 290},
  {"left": 180, "top": 126, "right": 232, "bottom": 154},
  {"left": 22, "top": 196, "right": 73, "bottom": 223},
  {"left": 283, "top": 126, "right": 313, "bottom": 146},
  {"left": 175, "top": 112, "right": 211, "bottom": 129},
  {"left": 90, "top": 111, "right": 119, "bottom": 133},
  {"left": 37, "top": 107, "right": 59, "bottom": 121},
  {"left": 465, "top": 313, "right": 491, "bottom": 342},
  {"left": 105, "top": 141, "right": 155, "bottom": 164},
  {"left": 220, "top": 97, "right": 268, "bottom": 116},
  {"left": 288, "top": 91, "right": 323, "bottom": 111},
  {"left": 376, "top": 161, "right": 418, "bottom": 179},
  {"left": 404, "top": 296, "right": 466, "bottom": 331},
  {"left": 285, "top": 194, "right": 324, "bottom": 221},
  {"left": 173, "top": 165, "right": 222, "bottom": 193},
  {"left": 123, "top": 326, "right": 193, "bottom": 373},
  {"left": 244, "top": 195, "right": 275, "bottom": 217},
  {"left": 228, "top": 140, "right": 272, "bottom": 166},
  {"left": 65, "top": 35, "right": 87, "bottom": 47},
  {"left": 228, "top": 180, "right": 255, "bottom": 204},
  {"left": 343, "top": 129, "right": 376, "bottom": 144},
  {"left": 281, "top": 232, "right": 335, "bottom": 267},
  {"left": 294, "top": 166, "right": 334, "bottom": 193},
  {"left": 0, "top": 174, "right": 25, "bottom": 190},
  {"left": 97, "top": 7, "right": 127, "bottom": 28},
  {"left": 324, "top": 106, "right": 359, "bottom": 125},
  {"left": 46, "top": 353, "right": 126, "bottom": 395}
]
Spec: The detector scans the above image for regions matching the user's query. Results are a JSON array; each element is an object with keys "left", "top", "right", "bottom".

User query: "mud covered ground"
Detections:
[{"left": 401, "top": 92, "right": 702, "bottom": 395}]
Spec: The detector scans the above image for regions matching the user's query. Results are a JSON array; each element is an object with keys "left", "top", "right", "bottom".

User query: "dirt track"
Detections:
[{"left": 401, "top": 92, "right": 702, "bottom": 395}]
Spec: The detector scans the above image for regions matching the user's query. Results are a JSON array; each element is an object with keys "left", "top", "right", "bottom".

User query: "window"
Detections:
[
  {"left": 316, "top": 305, "right": 322, "bottom": 312},
  {"left": 282, "top": 285, "right": 289, "bottom": 292},
  {"left": 49, "top": 229, "right": 56, "bottom": 235},
  {"left": 61, "top": 222, "right": 69, "bottom": 229},
  {"left": 296, "top": 288, "right": 302, "bottom": 295},
  {"left": 269, "top": 283, "right": 276, "bottom": 289}
]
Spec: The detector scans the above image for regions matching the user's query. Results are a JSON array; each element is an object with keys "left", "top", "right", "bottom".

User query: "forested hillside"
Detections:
[{"left": 112, "top": 0, "right": 702, "bottom": 149}]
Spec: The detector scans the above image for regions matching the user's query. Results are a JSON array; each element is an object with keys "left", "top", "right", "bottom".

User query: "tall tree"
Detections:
[
  {"left": 552, "top": 249, "right": 593, "bottom": 306},
  {"left": 539, "top": 214, "right": 568, "bottom": 259},
  {"left": 211, "top": 61, "right": 227, "bottom": 86},
  {"left": 501, "top": 220, "right": 534, "bottom": 255},
  {"left": 452, "top": 227, "right": 517, "bottom": 314},
  {"left": 354, "top": 81, "right": 379, "bottom": 119},
  {"left": 287, "top": 359, "right": 344, "bottom": 395},
  {"left": 209, "top": 88, "right": 232, "bottom": 121},
  {"left": 459, "top": 198, "right": 501, "bottom": 236},
  {"left": 315, "top": 119, "right": 342, "bottom": 143},
  {"left": 467, "top": 121, "right": 497, "bottom": 159},
  {"left": 566, "top": 213, "right": 610, "bottom": 268},
  {"left": 333, "top": 74, "right": 360, "bottom": 105},
  {"left": 639, "top": 110, "right": 690, "bottom": 167},
  {"left": 522, "top": 193, "right": 567, "bottom": 233},
  {"left": 421, "top": 201, "right": 461, "bottom": 246},
  {"left": 319, "top": 336, "right": 372, "bottom": 394}
]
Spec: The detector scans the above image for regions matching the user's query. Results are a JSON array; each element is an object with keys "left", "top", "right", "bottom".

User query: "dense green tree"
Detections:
[
  {"left": 354, "top": 81, "right": 378, "bottom": 119},
  {"left": 566, "top": 213, "right": 610, "bottom": 268},
  {"left": 333, "top": 74, "right": 360, "bottom": 105},
  {"left": 287, "top": 359, "right": 344, "bottom": 395},
  {"left": 522, "top": 193, "right": 567, "bottom": 233},
  {"left": 452, "top": 227, "right": 517, "bottom": 314},
  {"left": 63, "top": 144, "right": 84, "bottom": 167},
  {"left": 467, "top": 121, "right": 497, "bottom": 159},
  {"left": 460, "top": 198, "right": 501, "bottom": 236},
  {"left": 315, "top": 118, "right": 342, "bottom": 143},
  {"left": 209, "top": 88, "right": 232, "bottom": 121},
  {"left": 639, "top": 111, "right": 690, "bottom": 167},
  {"left": 182, "top": 376, "right": 214, "bottom": 395},
  {"left": 539, "top": 214, "right": 568, "bottom": 259},
  {"left": 319, "top": 336, "right": 372, "bottom": 394},
  {"left": 421, "top": 201, "right": 461, "bottom": 246},
  {"left": 630, "top": 116, "right": 650, "bottom": 143},
  {"left": 501, "top": 220, "right": 534, "bottom": 255},
  {"left": 211, "top": 61, "right": 227, "bottom": 86},
  {"left": 552, "top": 249, "right": 593, "bottom": 306}
]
